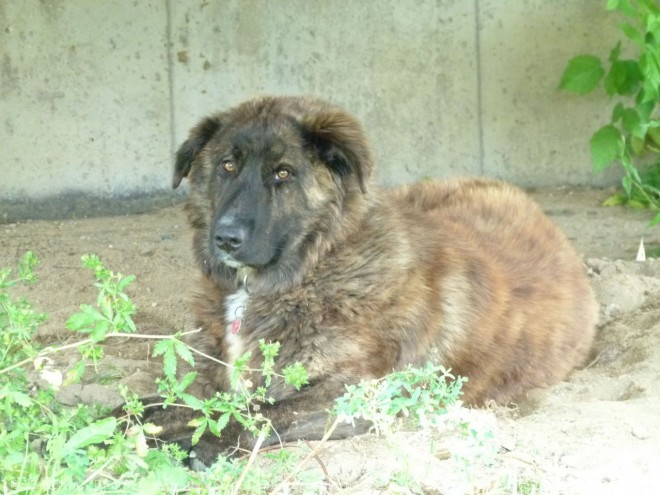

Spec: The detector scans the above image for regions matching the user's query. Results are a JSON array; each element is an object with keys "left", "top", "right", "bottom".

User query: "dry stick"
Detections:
[
  {"left": 0, "top": 327, "right": 268, "bottom": 377},
  {"left": 271, "top": 416, "right": 342, "bottom": 494},
  {"left": 0, "top": 329, "right": 194, "bottom": 375},
  {"left": 232, "top": 430, "right": 268, "bottom": 495},
  {"left": 304, "top": 440, "right": 332, "bottom": 487},
  {"left": 82, "top": 455, "right": 118, "bottom": 486}
]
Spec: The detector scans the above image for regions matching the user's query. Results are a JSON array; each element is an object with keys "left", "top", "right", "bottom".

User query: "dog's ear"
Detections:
[
  {"left": 302, "top": 106, "right": 373, "bottom": 194},
  {"left": 172, "top": 116, "right": 222, "bottom": 189}
]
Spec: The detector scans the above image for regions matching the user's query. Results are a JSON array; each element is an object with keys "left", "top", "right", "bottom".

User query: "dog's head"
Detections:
[{"left": 173, "top": 96, "right": 374, "bottom": 290}]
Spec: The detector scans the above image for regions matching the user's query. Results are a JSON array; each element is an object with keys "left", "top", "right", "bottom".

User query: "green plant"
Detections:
[
  {"left": 1, "top": 253, "right": 188, "bottom": 494},
  {"left": 559, "top": 0, "right": 660, "bottom": 223},
  {"left": 334, "top": 362, "right": 466, "bottom": 435},
  {"left": 1, "top": 253, "right": 467, "bottom": 494},
  {"left": 0, "top": 254, "right": 304, "bottom": 494},
  {"left": 516, "top": 478, "right": 542, "bottom": 495}
]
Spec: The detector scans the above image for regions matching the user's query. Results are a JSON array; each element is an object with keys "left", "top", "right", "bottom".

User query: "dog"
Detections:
[{"left": 148, "top": 95, "right": 597, "bottom": 463}]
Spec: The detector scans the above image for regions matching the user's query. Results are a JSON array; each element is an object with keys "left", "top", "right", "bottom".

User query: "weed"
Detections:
[
  {"left": 516, "top": 478, "right": 542, "bottom": 495},
  {"left": 334, "top": 362, "right": 466, "bottom": 435},
  {"left": 559, "top": 0, "right": 660, "bottom": 224},
  {"left": 0, "top": 253, "right": 467, "bottom": 494}
]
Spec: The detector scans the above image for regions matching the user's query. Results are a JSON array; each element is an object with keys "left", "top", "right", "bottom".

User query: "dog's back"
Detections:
[{"left": 388, "top": 178, "right": 598, "bottom": 403}]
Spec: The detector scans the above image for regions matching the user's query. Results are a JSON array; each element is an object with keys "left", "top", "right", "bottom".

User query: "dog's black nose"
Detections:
[{"left": 214, "top": 217, "right": 246, "bottom": 253}]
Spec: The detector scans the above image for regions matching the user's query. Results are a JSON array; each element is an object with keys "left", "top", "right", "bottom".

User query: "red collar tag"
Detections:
[{"left": 231, "top": 318, "right": 242, "bottom": 335}]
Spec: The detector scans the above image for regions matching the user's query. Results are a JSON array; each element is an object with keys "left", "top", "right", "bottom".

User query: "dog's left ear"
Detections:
[
  {"left": 172, "top": 116, "right": 222, "bottom": 189},
  {"left": 302, "top": 107, "right": 373, "bottom": 194}
]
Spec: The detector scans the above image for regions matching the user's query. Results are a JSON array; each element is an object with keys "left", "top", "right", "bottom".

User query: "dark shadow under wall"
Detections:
[{"left": 0, "top": 190, "right": 185, "bottom": 223}]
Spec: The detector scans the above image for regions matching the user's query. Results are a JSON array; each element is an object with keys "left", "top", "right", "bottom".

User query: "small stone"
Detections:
[
  {"left": 139, "top": 246, "right": 155, "bottom": 256},
  {"left": 631, "top": 426, "right": 650, "bottom": 440},
  {"left": 604, "top": 304, "right": 621, "bottom": 319}
]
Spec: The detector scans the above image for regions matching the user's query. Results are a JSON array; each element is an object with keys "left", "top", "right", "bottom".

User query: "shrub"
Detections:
[
  {"left": 559, "top": 0, "right": 660, "bottom": 223},
  {"left": 0, "top": 253, "right": 466, "bottom": 494}
]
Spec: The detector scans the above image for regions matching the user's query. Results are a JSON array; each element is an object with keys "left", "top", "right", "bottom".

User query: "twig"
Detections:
[
  {"left": 184, "top": 343, "right": 237, "bottom": 369},
  {"left": 82, "top": 455, "right": 117, "bottom": 486},
  {"left": 271, "top": 416, "right": 342, "bottom": 493},
  {"left": 1, "top": 326, "right": 281, "bottom": 385},
  {"left": 0, "top": 328, "right": 202, "bottom": 376},
  {"left": 304, "top": 440, "right": 331, "bottom": 486},
  {"left": 232, "top": 430, "right": 267, "bottom": 495}
]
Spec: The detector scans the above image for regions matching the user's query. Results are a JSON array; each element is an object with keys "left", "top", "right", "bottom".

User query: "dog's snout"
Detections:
[{"left": 214, "top": 218, "right": 246, "bottom": 253}]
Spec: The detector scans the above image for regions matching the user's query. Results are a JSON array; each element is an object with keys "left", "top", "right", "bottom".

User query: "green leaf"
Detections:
[
  {"left": 558, "top": 55, "right": 605, "bottom": 94},
  {"left": 90, "top": 318, "right": 111, "bottom": 342},
  {"left": 602, "top": 192, "right": 628, "bottom": 206},
  {"left": 631, "top": 136, "right": 646, "bottom": 154},
  {"left": 608, "top": 0, "right": 636, "bottom": 16},
  {"left": 609, "top": 41, "right": 622, "bottom": 63},
  {"left": 590, "top": 125, "right": 624, "bottom": 171},
  {"left": 650, "top": 211, "right": 660, "bottom": 226},
  {"left": 173, "top": 339, "right": 195, "bottom": 367},
  {"left": 642, "top": 78, "right": 659, "bottom": 102},
  {"left": 282, "top": 362, "right": 309, "bottom": 390},
  {"left": 215, "top": 412, "right": 231, "bottom": 434},
  {"left": 18, "top": 251, "right": 39, "bottom": 283},
  {"left": 612, "top": 102, "right": 625, "bottom": 122},
  {"left": 230, "top": 351, "right": 252, "bottom": 389},
  {"left": 605, "top": 60, "right": 643, "bottom": 96},
  {"left": 180, "top": 393, "right": 203, "bottom": 410},
  {"left": 628, "top": 199, "right": 648, "bottom": 209},
  {"left": 626, "top": 158, "right": 643, "bottom": 182},
  {"left": 636, "top": 94, "right": 656, "bottom": 120},
  {"left": 258, "top": 339, "right": 280, "bottom": 360},
  {"left": 2, "top": 389, "right": 33, "bottom": 407},
  {"left": 67, "top": 360, "right": 87, "bottom": 383},
  {"left": 190, "top": 417, "right": 207, "bottom": 446},
  {"left": 177, "top": 371, "right": 198, "bottom": 392},
  {"left": 648, "top": 126, "right": 660, "bottom": 146},
  {"left": 66, "top": 304, "right": 103, "bottom": 332},
  {"left": 642, "top": 182, "right": 660, "bottom": 198},
  {"left": 124, "top": 314, "right": 137, "bottom": 333},
  {"left": 622, "top": 175, "right": 633, "bottom": 197},
  {"left": 206, "top": 413, "right": 232, "bottom": 438},
  {"left": 621, "top": 108, "right": 646, "bottom": 138},
  {"left": 640, "top": 52, "right": 660, "bottom": 94},
  {"left": 62, "top": 417, "right": 117, "bottom": 455},
  {"left": 619, "top": 22, "right": 644, "bottom": 45},
  {"left": 117, "top": 274, "right": 136, "bottom": 292},
  {"left": 153, "top": 339, "right": 177, "bottom": 380}
]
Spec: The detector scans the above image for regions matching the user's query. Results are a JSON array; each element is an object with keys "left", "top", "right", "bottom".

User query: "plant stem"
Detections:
[
  {"left": 82, "top": 455, "right": 117, "bottom": 486},
  {"left": 631, "top": 177, "right": 660, "bottom": 210},
  {"left": 232, "top": 430, "right": 267, "bottom": 495},
  {"left": 271, "top": 416, "right": 342, "bottom": 492},
  {"left": 0, "top": 329, "right": 202, "bottom": 376}
]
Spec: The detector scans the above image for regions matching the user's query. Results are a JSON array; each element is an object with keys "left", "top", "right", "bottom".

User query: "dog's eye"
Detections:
[
  {"left": 274, "top": 167, "right": 291, "bottom": 182},
  {"left": 222, "top": 160, "right": 236, "bottom": 174}
]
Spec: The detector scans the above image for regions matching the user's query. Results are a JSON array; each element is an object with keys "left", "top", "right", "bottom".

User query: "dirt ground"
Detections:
[{"left": 2, "top": 186, "right": 660, "bottom": 494}]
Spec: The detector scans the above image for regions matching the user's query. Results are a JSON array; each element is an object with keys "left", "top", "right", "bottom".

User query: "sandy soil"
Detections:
[{"left": 2, "top": 186, "right": 660, "bottom": 494}]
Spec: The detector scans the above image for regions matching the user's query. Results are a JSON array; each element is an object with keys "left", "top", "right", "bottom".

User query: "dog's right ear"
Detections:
[
  {"left": 301, "top": 106, "right": 374, "bottom": 195},
  {"left": 172, "top": 116, "right": 222, "bottom": 189}
]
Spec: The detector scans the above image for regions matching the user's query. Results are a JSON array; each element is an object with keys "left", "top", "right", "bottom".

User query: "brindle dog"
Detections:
[{"left": 144, "top": 96, "right": 598, "bottom": 463}]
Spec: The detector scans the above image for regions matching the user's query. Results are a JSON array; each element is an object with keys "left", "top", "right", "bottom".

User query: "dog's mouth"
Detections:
[
  {"left": 213, "top": 235, "right": 289, "bottom": 272},
  {"left": 215, "top": 249, "right": 247, "bottom": 269}
]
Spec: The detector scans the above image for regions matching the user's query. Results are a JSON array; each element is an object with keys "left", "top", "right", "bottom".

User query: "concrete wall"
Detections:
[{"left": 1, "top": 0, "right": 621, "bottom": 220}]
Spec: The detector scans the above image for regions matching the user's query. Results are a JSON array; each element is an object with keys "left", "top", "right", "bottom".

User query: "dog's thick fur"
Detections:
[{"left": 155, "top": 96, "right": 597, "bottom": 461}]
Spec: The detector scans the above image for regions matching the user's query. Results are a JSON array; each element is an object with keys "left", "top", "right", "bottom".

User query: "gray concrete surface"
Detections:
[{"left": 2, "top": 0, "right": 621, "bottom": 220}]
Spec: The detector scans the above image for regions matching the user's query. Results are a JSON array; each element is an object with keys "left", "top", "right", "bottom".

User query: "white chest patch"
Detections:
[{"left": 224, "top": 289, "right": 249, "bottom": 369}]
